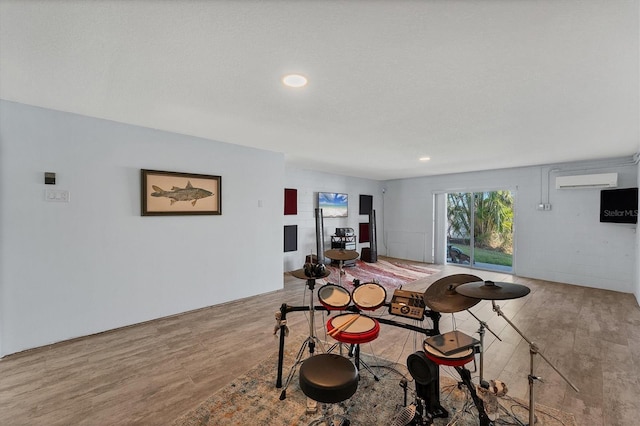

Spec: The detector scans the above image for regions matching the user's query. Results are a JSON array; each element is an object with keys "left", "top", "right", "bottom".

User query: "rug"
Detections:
[
  {"left": 172, "top": 336, "right": 577, "bottom": 426},
  {"left": 321, "top": 259, "right": 439, "bottom": 293}
]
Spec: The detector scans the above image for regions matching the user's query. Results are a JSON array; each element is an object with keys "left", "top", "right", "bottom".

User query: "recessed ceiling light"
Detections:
[
  {"left": 419, "top": 156, "right": 431, "bottom": 162},
  {"left": 282, "top": 74, "right": 308, "bottom": 88}
]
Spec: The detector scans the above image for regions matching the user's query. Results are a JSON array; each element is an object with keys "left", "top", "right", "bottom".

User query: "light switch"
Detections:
[{"left": 44, "top": 172, "right": 56, "bottom": 185}]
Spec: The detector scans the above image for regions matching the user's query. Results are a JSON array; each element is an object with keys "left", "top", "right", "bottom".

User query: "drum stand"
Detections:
[
  {"left": 455, "top": 364, "right": 493, "bottom": 426},
  {"left": 278, "top": 277, "right": 325, "bottom": 401},
  {"left": 332, "top": 258, "right": 349, "bottom": 287},
  {"left": 466, "top": 309, "right": 502, "bottom": 387},
  {"left": 325, "top": 313, "right": 380, "bottom": 381},
  {"left": 349, "top": 342, "right": 380, "bottom": 381},
  {"left": 337, "top": 260, "right": 345, "bottom": 286},
  {"left": 491, "top": 301, "right": 579, "bottom": 426},
  {"left": 325, "top": 340, "right": 380, "bottom": 380}
]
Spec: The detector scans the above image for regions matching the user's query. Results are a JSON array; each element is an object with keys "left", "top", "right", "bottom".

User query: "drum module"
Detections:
[{"left": 389, "top": 289, "right": 426, "bottom": 320}]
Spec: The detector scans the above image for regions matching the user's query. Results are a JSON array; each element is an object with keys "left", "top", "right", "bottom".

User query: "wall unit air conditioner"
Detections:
[{"left": 555, "top": 173, "right": 618, "bottom": 189}]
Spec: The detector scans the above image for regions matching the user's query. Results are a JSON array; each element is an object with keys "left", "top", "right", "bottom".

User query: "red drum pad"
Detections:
[
  {"left": 423, "top": 344, "right": 474, "bottom": 367},
  {"left": 327, "top": 314, "right": 380, "bottom": 344}
]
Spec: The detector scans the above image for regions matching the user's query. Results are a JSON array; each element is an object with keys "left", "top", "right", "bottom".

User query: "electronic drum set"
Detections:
[{"left": 275, "top": 250, "right": 579, "bottom": 426}]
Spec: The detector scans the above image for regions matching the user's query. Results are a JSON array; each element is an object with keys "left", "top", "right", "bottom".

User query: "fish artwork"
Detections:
[{"left": 151, "top": 181, "right": 213, "bottom": 206}]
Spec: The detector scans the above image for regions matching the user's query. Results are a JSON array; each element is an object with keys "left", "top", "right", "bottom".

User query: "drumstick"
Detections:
[
  {"left": 328, "top": 314, "right": 359, "bottom": 337},
  {"left": 328, "top": 314, "right": 360, "bottom": 337}
]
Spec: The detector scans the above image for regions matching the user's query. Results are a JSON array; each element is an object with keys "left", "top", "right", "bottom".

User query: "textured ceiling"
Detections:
[{"left": 1, "top": 1, "right": 638, "bottom": 180}]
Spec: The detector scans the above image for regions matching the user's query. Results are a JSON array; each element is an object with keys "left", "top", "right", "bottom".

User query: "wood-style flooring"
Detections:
[{"left": 1, "top": 260, "right": 639, "bottom": 425}]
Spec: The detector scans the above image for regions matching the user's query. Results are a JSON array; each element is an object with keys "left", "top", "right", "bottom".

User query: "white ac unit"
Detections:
[{"left": 555, "top": 173, "right": 618, "bottom": 189}]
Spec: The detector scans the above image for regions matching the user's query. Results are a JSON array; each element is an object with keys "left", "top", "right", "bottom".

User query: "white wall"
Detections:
[
  {"left": 283, "top": 167, "right": 383, "bottom": 272},
  {"left": 384, "top": 158, "right": 638, "bottom": 292},
  {"left": 0, "top": 101, "right": 284, "bottom": 356},
  {"left": 636, "top": 159, "right": 640, "bottom": 305},
  {"left": 1, "top": 101, "right": 636, "bottom": 357}
]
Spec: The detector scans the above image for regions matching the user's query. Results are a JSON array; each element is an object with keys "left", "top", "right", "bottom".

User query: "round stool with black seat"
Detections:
[{"left": 299, "top": 353, "right": 359, "bottom": 425}]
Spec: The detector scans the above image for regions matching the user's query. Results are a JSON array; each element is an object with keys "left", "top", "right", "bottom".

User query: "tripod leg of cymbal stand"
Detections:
[
  {"left": 279, "top": 337, "right": 309, "bottom": 400},
  {"left": 478, "top": 324, "right": 487, "bottom": 388},
  {"left": 491, "top": 301, "right": 579, "bottom": 426},
  {"left": 279, "top": 279, "right": 324, "bottom": 401},
  {"left": 529, "top": 345, "right": 539, "bottom": 426},
  {"left": 466, "top": 309, "right": 502, "bottom": 389},
  {"left": 455, "top": 366, "right": 492, "bottom": 426},
  {"left": 305, "top": 278, "right": 327, "bottom": 354}
]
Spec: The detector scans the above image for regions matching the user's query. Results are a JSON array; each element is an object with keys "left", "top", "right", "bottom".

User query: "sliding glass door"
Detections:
[{"left": 446, "top": 190, "right": 513, "bottom": 273}]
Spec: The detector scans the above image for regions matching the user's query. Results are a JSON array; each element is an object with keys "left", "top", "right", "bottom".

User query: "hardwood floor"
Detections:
[{"left": 1, "top": 260, "right": 639, "bottom": 425}]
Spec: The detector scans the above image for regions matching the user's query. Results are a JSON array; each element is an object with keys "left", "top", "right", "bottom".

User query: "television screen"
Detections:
[
  {"left": 600, "top": 188, "right": 638, "bottom": 224},
  {"left": 318, "top": 192, "right": 348, "bottom": 217}
]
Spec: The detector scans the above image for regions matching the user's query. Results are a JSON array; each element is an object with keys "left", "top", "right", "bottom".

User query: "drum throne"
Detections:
[{"left": 299, "top": 353, "right": 359, "bottom": 425}]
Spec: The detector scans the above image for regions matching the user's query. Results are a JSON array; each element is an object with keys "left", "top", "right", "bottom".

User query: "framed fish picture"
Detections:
[{"left": 141, "top": 169, "right": 221, "bottom": 216}]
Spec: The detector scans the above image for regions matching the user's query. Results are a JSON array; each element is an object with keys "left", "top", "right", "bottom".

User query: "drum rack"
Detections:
[{"left": 275, "top": 302, "right": 442, "bottom": 389}]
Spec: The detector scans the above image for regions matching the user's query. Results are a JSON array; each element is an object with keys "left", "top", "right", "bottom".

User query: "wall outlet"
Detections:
[
  {"left": 45, "top": 189, "right": 70, "bottom": 202},
  {"left": 537, "top": 203, "right": 552, "bottom": 211}
]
